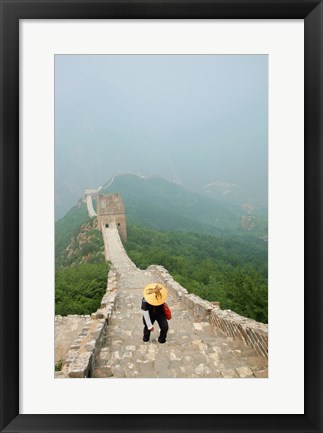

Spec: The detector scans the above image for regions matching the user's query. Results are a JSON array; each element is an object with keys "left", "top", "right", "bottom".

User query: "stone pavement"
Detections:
[
  {"left": 92, "top": 226, "right": 268, "bottom": 378},
  {"left": 55, "top": 315, "right": 90, "bottom": 364},
  {"left": 86, "top": 195, "right": 97, "bottom": 217}
]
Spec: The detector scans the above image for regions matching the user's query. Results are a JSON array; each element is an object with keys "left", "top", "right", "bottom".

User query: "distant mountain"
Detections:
[
  {"left": 56, "top": 173, "right": 268, "bottom": 245},
  {"left": 99, "top": 174, "right": 243, "bottom": 235},
  {"left": 196, "top": 179, "right": 267, "bottom": 211}
]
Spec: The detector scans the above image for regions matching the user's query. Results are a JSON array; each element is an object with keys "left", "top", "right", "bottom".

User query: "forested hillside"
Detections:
[
  {"left": 55, "top": 262, "right": 108, "bottom": 316},
  {"left": 101, "top": 174, "right": 243, "bottom": 234},
  {"left": 124, "top": 224, "right": 268, "bottom": 323},
  {"left": 55, "top": 205, "right": 108, "bottom": 316},
  {"left": 55, "top": 182, "right": 267, "bottom": 322},
  {"left": 55, "top": 200, "right": 91, "bottom": 260}
]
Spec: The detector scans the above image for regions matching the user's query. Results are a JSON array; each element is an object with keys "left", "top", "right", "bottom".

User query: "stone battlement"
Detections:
[
  {"left": 148, "top": 265, "right": 268, "bottom": 358},
  {"left": 97, "top": 193, "right": 127, "bottom": 242}
]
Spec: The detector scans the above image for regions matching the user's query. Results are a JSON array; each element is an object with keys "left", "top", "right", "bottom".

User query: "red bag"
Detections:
[{"left": 162, "top": 302, "right": 172, "bottom": 320}]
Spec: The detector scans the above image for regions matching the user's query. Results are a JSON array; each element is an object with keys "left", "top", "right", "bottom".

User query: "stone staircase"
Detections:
[{"left": 91, "top": 225, "right": 268, "bottom": 378}]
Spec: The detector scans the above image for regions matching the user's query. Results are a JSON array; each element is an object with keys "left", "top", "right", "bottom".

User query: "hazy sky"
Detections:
[{"left": 55, "top": 54, "right": 268, "bottom": 218}]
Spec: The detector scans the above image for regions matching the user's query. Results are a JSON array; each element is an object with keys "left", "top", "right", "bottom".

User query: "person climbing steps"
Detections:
[{"left": 141, "top": 283, "right": 169, "bottom": 343}]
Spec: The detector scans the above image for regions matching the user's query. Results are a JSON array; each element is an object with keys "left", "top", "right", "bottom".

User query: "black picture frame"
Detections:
[{"left": 0, "top": 1, "right": 322, "bottom": 432}]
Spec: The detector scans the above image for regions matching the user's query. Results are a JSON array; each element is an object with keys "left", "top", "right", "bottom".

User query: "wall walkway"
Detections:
[
  {"left": 86, "top": 195, "right": 97, "bottom": 217},
  {"left": 57, "top": 225, "right": 268, "bottom": 378}
]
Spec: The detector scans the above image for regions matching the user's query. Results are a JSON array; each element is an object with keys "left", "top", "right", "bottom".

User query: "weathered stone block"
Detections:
[
  {"left": 91, "top": 366, "right": 113, "bottom": 378},
  {"left": 85, "top": 340, "right": 96, "bottom": 351},
  {"left": 236, "top": 366, "right": 254, "bottom": 378},
  {"left": 253, "top": 370, "right": 268, "bottom": 378},
  {"left": 221, "top": 369, "right": 238, "bottom": 378},
  {"left": 68, "top": 369, "right": 86, "bottom": 378}
]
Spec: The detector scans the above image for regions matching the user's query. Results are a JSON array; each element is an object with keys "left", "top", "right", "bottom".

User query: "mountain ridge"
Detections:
[{"left": 100, "top": 174, "right": 243, "bottom": 235}]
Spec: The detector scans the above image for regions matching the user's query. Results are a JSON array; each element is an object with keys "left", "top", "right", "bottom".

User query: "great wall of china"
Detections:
[{"left": 55, "top": 193, "right": 268, "bottom": 378}]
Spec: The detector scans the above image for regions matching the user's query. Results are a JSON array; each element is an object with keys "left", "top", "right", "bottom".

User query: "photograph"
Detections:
[
  {"left": 1, "top": 1, "right": 322, "bottom": 429},
  {"left": 54, "top": 54, "right": 269, "bottom": 379}
]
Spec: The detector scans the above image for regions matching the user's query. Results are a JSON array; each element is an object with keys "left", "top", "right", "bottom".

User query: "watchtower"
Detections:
[{"left": 97, "top": 193, "right": 127, "bottom": 242}]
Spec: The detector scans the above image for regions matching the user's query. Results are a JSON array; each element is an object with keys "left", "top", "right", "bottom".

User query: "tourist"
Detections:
[{"left": 141, "top": 283, "right": 169, "bottom": 344}]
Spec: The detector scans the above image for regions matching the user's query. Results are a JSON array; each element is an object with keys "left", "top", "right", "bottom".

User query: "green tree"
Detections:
[{"left": 55, "top": 263, "right": 109, "bottom": 316}]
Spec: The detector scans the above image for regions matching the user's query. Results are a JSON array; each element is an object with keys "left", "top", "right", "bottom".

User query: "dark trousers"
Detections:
[{"left": 143, "top": 311, "right": 169, "bottom": 343}]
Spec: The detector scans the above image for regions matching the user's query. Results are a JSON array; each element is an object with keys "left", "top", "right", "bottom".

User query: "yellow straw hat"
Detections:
[{"left": 143, "top": 283, "right": 168, "bottom": 306}]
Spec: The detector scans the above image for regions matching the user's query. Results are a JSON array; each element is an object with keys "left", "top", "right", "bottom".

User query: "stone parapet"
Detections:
[
  {"left": 55, "top": 265, "right": 118, "bottom": 378},
  {"left": 209, "top": 309, "right": 268, "bottom": 358},
  {"left": 148, "top": 265, "right": 268, "bottom": 359},
  {"left": 101, "top": 223, "right": 111, "bottom": 261}
]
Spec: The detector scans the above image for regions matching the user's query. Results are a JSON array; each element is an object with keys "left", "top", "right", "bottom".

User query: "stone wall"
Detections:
[
  {"left": 55, "top": 223, "right": 268, "bottom": 378},
  {"left": 85, "top": 194, "right": 97, "bottom": 217},
  {"left": 55, "top": 265, "right": 118, "bottom": 378},
  {"left": 55, "top": 315, "right": 90, "bottom": 364},
  {"left": 148, "top": 265, "right": 268, "bottom": 359}
]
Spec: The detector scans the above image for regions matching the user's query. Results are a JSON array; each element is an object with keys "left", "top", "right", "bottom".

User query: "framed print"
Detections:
[{"left": 0, "top": 0, "right": 322, "bottom": 432}]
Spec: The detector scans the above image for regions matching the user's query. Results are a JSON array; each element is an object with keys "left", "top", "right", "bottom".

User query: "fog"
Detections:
[{"left": 55, "top": 54, "right": 268, "bottom": 219}]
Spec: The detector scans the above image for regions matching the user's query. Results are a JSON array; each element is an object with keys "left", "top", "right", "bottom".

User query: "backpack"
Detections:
[{"left": 162, "top": 302, "right": 172, "bottom": 320}]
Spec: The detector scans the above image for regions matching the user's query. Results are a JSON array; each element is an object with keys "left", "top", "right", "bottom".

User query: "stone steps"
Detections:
[
  {"left": 91, "top": 226, "right": 268, "bottom": 379},
  {"left": 92, "top": 287, "right": 268, "bottom": 378}
]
